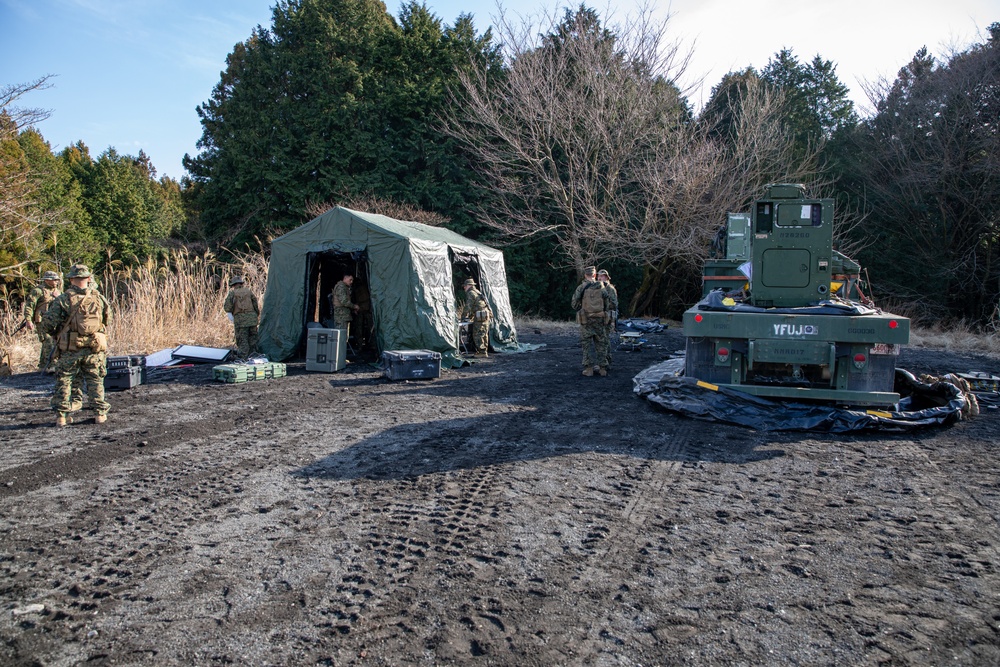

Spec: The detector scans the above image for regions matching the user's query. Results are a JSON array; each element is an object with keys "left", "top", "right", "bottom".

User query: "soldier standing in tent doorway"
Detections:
[
  {"left": 597, "top": 269, "right": 619, "bottom": 369},
  {"left": 331, "top": 272, "right": 360, "bottom": 338},
  {"left": 41, "top": 264, "right": 112, "bottom": 426},
  {"left": 459, "top": 278, "right": 492, "bottom": 356},
  {"left": 224, "top": 276, "right": 260, "bottom": 359},
  {"left": 23, "top": 270, "right": 63, "bottom": 372},
  {"left": 571, "top": 265, "right": 612, "bottom": 377}
]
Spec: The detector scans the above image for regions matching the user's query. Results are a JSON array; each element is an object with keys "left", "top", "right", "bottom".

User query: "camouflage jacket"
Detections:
[
  {"left": 459, "top": 288, "right": 491, "bottom": 321},
  {"left": 332, "top": 281, "right": 355, "bottom": 311},
  {"left": 23, "top": 284, "right": 62, "bottom": 323},
  {"left": 602, "top": 281, "right": 619, "bottom": 312},
  {"left": 224, "top": 287, "right": 260, "bottom": 327}
]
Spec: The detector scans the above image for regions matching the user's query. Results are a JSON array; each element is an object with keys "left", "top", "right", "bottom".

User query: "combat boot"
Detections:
[
  {"left": 598, "top": 367, "right": 608, "bottom": 377},
  {"left": 95, "top": 414, "right": 108, "bottom": 425},
  {"left": 582, "top": 367, "right": 594, "bottom": 377},
  {"left": 55, "top": 414, "right": 72, "bottom": 427}
]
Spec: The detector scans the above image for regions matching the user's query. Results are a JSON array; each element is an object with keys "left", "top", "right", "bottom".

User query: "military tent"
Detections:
[{"left": 258, "top": 207, "right": 518, "bottom": 366}]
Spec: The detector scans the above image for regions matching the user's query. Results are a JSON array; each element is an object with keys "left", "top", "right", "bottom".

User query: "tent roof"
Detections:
[{"left": 272, "top": 206, "right": 498, "bottom": 253}]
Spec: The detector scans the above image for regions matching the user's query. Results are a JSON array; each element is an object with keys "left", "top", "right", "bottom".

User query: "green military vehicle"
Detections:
[{"left": 683, "top": 184, "right": 910, "bottom": 407}]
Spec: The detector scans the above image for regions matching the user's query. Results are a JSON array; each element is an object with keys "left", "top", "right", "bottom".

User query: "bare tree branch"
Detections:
[{"left": 444, "top": 3, "right": 692, "bottom": 276}]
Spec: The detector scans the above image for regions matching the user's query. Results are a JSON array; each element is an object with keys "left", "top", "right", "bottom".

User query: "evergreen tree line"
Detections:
[{"left": 3, "top": 1, "right": 998, "bottom": 326}]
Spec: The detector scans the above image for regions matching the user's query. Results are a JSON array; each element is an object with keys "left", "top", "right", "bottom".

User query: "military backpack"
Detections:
[{"left": 580, "top": 283, "right": 607, "bottom": 324}]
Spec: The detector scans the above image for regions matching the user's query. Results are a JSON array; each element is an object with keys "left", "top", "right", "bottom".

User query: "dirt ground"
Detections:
[{"left": 1, "top": 325, "right": 999, "bottom": 666}]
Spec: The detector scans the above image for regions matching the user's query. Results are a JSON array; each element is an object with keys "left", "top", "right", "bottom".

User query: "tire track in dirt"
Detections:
[
  {"left": 830, "top": 437, "right": 1000, "bottom": 663},
  {"left": 511, "top": 424, "right": 695, "bottom": 661},
  {"left": 379, "top": 421, "right": 704, "bottom": 664},
  {"left": 295, "top": 435, "right": 511, "bottom": 664},
  {"left": 0, "top": 435, "right": 267, "bottom": 660}
]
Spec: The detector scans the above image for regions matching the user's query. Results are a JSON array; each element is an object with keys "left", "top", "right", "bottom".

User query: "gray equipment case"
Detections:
[
  {"left": 104, "top": 366, "right": 142, "bottom": 391},
  {"left": 306, "top": 327, "right": 347, "bottom": 372}
]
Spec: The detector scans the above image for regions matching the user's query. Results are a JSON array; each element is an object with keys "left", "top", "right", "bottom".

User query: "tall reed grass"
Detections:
[{"left": 0, "top": 249, "right": 268, "bottom": 373}]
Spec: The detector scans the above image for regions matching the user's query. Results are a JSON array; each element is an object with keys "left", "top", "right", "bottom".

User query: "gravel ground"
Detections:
[{"left": 1, "top": 325, "right": 999, "bottom": 666}]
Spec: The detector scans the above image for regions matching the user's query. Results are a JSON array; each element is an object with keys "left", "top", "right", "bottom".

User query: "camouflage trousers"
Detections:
[
  {"left": 49, "top": 375, "right": 86, "bottom": 411},
  {"left": 37, "top": 331, "right": 56, "bottom": 370},
  {"left": 605, "top": 324, "right": 615, "bottom": 368},
  {"left": 470, "top": 318, "right": 491, "bottom": 354},
  {"left": 234, "top": 325, "right": 259, "bottom": 359},
  {"left": 333, "top": 315, "right": 351, "bottom": 336},
  {"left": 51, "top": 349, "right": 109, "bottom": 416},
  {"left": 333, "top": 309, "right": 353, "bottom": 330},
  {"left": 579, "top": 322, "right": 610, "bottom": 369}
]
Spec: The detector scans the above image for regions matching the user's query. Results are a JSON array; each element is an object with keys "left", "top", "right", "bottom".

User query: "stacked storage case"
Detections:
[
  {"left": 306, "top": 327, "right": 347, "bottom": 372},
  {"left": 213, "top": 362, "right": 287, "bottom": 383},
  {"left": 104, "top": 355, "right": 146, "bottom": 391}
]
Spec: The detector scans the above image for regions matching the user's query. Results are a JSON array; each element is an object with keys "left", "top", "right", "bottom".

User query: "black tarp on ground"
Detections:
[{"left": 633, "top": 360, "right": 971, "bottom": 432}]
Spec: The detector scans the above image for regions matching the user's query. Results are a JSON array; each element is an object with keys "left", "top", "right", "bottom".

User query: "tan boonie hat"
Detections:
[
  {"left": 463, "top": 278, "right": 476, "bottom": 287},
  {"left": 597, "top": 269, "right": 610, "bottom": 280},
  {"left": 229, "top": 276, "right": 245, "bottom": 286},
  {"left": 67, "top": 264, "right": 91, "bottom": 278}
]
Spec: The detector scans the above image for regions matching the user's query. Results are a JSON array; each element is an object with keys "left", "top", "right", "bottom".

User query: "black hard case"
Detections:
[{"left": 382, "top": 349, "right": 442, "bottom": 380}]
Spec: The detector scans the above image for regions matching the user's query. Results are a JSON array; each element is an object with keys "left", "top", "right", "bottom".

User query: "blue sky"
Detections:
[{"left": 2, "top": 0, "right": 994, "bottom": 180}]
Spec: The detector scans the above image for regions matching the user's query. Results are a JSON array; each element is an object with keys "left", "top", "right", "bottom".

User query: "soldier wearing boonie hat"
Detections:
[
  {"left": 41, "top": 264, "right": 112, "bottom": 426},
  {"left": 224, "top": 276, "right": 260, "bottom": 359},
  {"left": 23, "top": 270, "right": 64, "bottom": 371},
  {"left": 459, "top": 278, "right": 492, "bottom": 356}
]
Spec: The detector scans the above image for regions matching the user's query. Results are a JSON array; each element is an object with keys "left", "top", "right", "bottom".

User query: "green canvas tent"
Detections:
[{"left": 258, "top": 207, "right": 518, "bottom": 366}]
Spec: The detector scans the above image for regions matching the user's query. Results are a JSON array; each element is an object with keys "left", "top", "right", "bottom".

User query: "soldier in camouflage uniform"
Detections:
[
  {"left": 23, "top": 270, "right": 62, "bottom": 371},
  {"left": 41, "top": 264, "right": 112, "bottom": 426},
  {"left": 458, "top": 278, "right": 493, "bottom": 356},
  {"left": 223, "top": 276, "right": 260, "bottom": 359},
  {"left": 597, "top": 269, "right": 619, "bottom": 369},
  {"left": 571, "top": 266, "right": 612, "bottom": 377},
  {"left": 331, "top": 273, "right": 360, "bottom": 334}
]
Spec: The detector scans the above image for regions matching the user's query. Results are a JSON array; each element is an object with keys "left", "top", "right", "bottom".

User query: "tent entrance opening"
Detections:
[{"left": 304, "top": 251, "right": 374, "bottom": 353}]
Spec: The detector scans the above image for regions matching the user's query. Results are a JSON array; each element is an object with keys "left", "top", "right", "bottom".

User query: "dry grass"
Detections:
[
  {"left": 0, "top": 249, "right": 268, "bottom": 374},
  {"left": 909, "top": 322, "right": 1000, "bottom": 359},
  {"left": 512, "top": 314, "right": 577, "bottom": 333}
]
